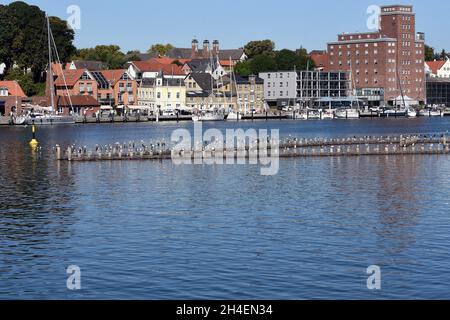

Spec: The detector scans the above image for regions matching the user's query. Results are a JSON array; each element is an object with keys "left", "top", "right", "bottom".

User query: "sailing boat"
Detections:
[
  {"left": 336, "top": 60, "right": 359, "bottom": 119},
  {"left": 227, "top": 57, "right": 242, "bottom": 121},
  {"left": 192, "top": 45, "right": 225, "bottom": 122},
  {"left": 397, "top": 68, "right": 416, "bottom": 118},
  {"left": 25, "top": 15, "right": 75, "bottom": 125}
]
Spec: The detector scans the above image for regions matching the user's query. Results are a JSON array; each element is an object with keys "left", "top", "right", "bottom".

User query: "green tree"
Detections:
[
  {"left": 48, "top": 16, "right": 76, "bottom": 63},
  {"left": 275, "top": 49, "right": 303, "bottom": 70},
  {"left": 244, "top": 40, "right": 275, "bottom": 58},
  {"left": 249, "top": 54, "right": 277, "bottom": 74},
  {"left": 147, "top": 43, "right": 174, "bottom": 56},
  {"left": 234, "top": 61, "right": 252, "bottom": 76},
  {"left": 0, "top": 1, "right": 75, "bottom": 80},
  {"left": 440, "top": 49, "right": 447, "bottom": 60},
  {"left": 73, "top": 45, "right": 126, "bottom": 69},
  {"left": 5, "top": 68, "right": 41, "bottom": 96},
  {"left": 424, "top": 45, "right": 435, "bottom": 61}
]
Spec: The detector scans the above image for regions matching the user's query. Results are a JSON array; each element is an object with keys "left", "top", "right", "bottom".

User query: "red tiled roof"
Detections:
[
  {"left": 150, "top": 57, "right": 176, "bottom": 64},
  {"left": 101, "top": 69, "right": 126, "bottom": 85},
  {"left": 426, "top": 60, "right": 446, "bottom": 75},
  {"left": 51, "top": 63, "right": 65, "bottom": 77},
  {"left": 219, "top": 60, "right": 230, "bottom": 67},
  {"left": 0, "top": 80, "right": 27, "bottom": 97},
  {"left": 54, "top": 69, "right": 88, "bottom": 86},
  {"left": 310, "top": 51, "right": 329, "bottom": 68},
  {"left": 57, "top": 95, "right": 100, "bottom": 107},
  {"left": 130, "top": 60, "right": 185, "bottom": 75}
]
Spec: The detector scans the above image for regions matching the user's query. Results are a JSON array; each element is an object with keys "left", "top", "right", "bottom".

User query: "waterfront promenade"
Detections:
[{"left": 2, "top": 109, "right": 450, "bottom": 126}]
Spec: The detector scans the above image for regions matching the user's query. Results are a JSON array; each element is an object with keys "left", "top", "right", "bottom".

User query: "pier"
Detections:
[{"left": 55, "top": 133, "right": 450, "bottom": 162}]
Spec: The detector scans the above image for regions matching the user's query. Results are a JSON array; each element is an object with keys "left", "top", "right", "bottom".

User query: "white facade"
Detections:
[
  {"left": 259, "top": 71, "right": 298, "bottom": 102},
  {"left": 425, "top": 58, "right": 450, "bottom": 78},
  {"left": 0, "top": 63, "right": 5, "bottom": 75}
]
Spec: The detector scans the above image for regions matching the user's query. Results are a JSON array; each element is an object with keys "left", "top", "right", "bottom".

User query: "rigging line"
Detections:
[
  {"left": 37, "top": 16, "right": 47, "bottom": 82},
  {"left": 49, "top": 18, "right": 74, "bottom": 112}
]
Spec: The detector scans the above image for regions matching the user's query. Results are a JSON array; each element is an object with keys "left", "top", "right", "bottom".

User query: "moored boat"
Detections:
[
  {"left": 226, "top": 110, "right": 242, "bottom": 121},
  {"left": 335, "top": 108, "right": 360, "bottom": 119}
]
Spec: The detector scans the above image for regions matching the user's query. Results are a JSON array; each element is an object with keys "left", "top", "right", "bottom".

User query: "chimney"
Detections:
[
  {"left": 212, "top": 40, "right": 219, "bottom": 57},
  {"left": 203, "top": 40, "right": 210, "bottom": 58},
  {"left": 191, "top": 39, "right": 198, "bottom": 58}
]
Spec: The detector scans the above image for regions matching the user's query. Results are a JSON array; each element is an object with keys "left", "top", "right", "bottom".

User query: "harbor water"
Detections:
[{"left": 1, "top": 118, "right": 450, "bottom": 299}]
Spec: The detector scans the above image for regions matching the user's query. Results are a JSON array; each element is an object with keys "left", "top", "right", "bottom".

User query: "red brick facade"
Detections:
[{"left": 327, "top": 5, "right": 425, "bottom": 105}]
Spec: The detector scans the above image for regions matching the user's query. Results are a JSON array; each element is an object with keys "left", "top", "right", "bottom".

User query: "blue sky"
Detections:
[{"left": 1, "top": 0, "right": 448, "bottom": 53}]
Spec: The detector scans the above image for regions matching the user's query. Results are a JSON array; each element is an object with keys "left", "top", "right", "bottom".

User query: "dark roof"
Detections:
[
  {"left": 72, "top": 60, "right": 105, "bottom": 71},
  {"left": 166, "top": 48, "right": 245, "bottom": 60},
  {"left": 57, "top": 95, "right": 100, "bottom": 107},
  {"left": 234, "top": 74, "right": 264, "bottom": 85},
  {"left": 130, "top": 61, "right": 185, "bottom": 75},
  {"left": 217, "top": 49, "right": 245, "bottom": 60},
  {"left": 141, "top": 77, "right": 184, "bottom": 87},
  {"left": 166, "top": 48, "right": 193, "bottom": 60},
  {"left": 186, "top": 59, "right": 218, "bottom": 73},
  {"left": 187, "top": 73, "right": 215, "bottom": 91}
]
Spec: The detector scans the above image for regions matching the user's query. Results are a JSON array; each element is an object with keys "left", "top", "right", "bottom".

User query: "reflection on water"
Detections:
[{"left": 1, "top": 118, "right": 450, "bottom": 299}]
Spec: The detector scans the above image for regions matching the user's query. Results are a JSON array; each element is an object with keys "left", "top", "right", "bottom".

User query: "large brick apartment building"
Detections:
[{"left": 326, "top": 5, "right": 426, "bottom": 107}]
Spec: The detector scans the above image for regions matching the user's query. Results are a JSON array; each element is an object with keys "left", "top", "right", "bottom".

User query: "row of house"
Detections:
[{"left": 19, "top": 39, "right": 265, "bottom": 115}]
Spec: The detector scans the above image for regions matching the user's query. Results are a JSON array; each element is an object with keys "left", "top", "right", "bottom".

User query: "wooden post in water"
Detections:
[{"left": 56, "top": 145, "right": 61, "bottom": 160}]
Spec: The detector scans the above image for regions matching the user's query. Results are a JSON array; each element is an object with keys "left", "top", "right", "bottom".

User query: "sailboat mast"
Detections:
[
  {"left": 47, "top": 15, "right": 55, "bottom": 113},
  {"left": 396, "top": 63, "right": 406, "bottom": 109}
]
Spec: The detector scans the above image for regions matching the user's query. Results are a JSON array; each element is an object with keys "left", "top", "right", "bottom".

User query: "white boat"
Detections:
[
  {"left": 193, "top": 109, "right": 225, "bottom": 122},
  {"left": 24, "top": 15, "right": 76, "bottom": 126},
  {"left": 307, "top": 110, "right": 321, "bottom": 120},
  {"left": 406, "top": 108, "right": 417, "bottom": 118},
  {"left": 321, "top": 110, "right": 334, "bottom": 120},
  {"left": 25, "top": 113, "right": 75, "bottom": 125},
  {"left": 296, "top": 111, "right": 309, "bottom": 120},
  {"left": 419, "top": 109, "right": 442, "bottom": 117},
  {"left": 226, "top": 110, "right": 242, "bottom": 121},
  {"left": 162, "top": 110, "right": 176, "bottom": 116},
  {"left": 335, "top": 109, "right": 360, "bottom": 119},
  {"left": 12, "top": 115, "right": 27, "bottom": 125}
]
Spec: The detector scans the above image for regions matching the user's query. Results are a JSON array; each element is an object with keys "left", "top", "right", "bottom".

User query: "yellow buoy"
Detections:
[{"left": 29, "top": 123, "right": 39, "bottom": 147}]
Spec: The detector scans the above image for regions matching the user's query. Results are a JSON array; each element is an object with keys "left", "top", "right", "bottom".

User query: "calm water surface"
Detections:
[{"left": 1, "top": 118, "right": 450, "bottom": 299}]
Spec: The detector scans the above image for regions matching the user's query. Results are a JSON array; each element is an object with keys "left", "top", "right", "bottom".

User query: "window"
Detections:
[{"left": 157, "top": 92, "right": 161, "bottom": 99}]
